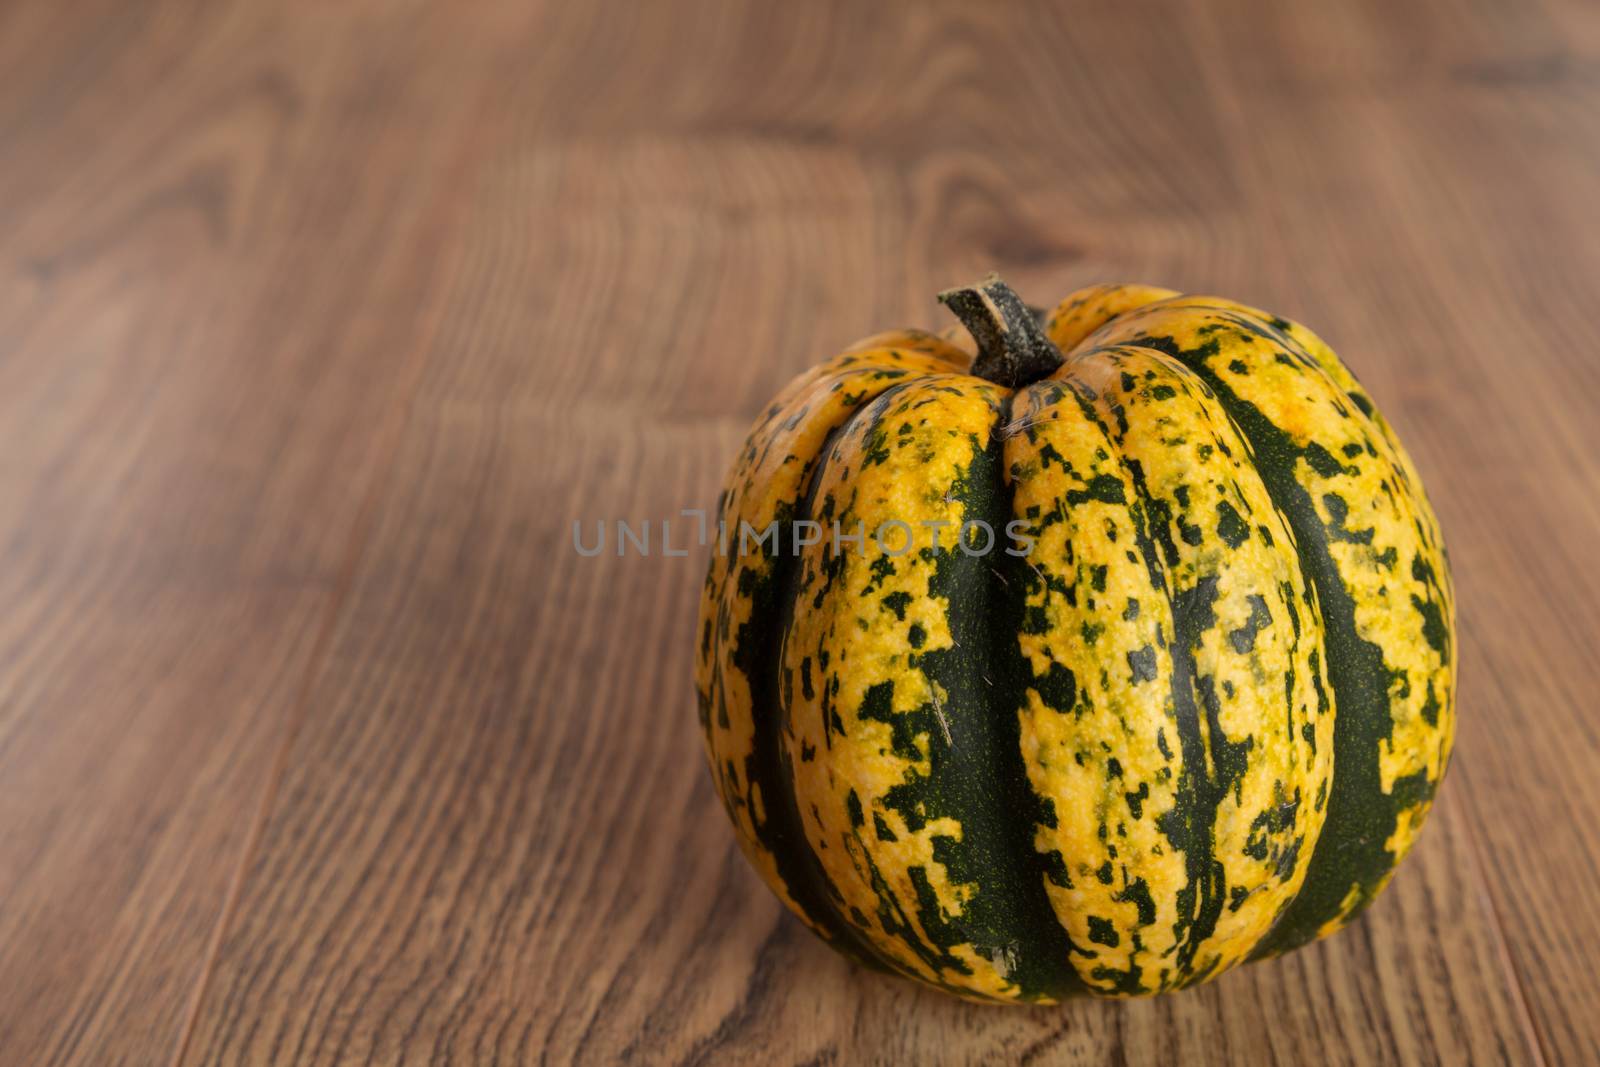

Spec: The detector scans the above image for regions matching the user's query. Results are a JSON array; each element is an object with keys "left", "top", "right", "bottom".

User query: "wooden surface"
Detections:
[{"left": 2, "top": 0, "right": 1598, "bottom": 1063}]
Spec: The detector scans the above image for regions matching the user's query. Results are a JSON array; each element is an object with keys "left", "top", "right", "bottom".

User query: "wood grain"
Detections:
[{"left": 0, "top": 0, "right": 1596, "bottom": 1063}]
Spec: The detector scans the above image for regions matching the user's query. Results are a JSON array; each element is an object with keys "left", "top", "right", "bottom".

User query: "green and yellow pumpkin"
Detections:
[{"left": 694, "top": 276, "right": 1455, "bottom": 1001}]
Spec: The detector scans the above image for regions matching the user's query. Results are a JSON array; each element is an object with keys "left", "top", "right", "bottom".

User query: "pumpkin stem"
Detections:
[{"left": 937, "top": 274, "right": 1064, "bottom": 388}]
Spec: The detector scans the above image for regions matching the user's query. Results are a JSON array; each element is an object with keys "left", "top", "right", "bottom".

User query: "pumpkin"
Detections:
[{"left": 694, "top": 276, "right": 1455, "bottom": 1001}]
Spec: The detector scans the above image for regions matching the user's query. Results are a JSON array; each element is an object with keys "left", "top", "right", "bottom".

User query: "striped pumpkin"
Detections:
[{"left": 694, "top": 276, "right": 1455, "bottom": 1001}]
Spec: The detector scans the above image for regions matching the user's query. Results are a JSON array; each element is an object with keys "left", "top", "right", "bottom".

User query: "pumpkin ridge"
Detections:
[
  {"left": 1173, "top": 356, "right": 1405, "bottom": 955},
  {"left": 779, "top": 377, "right": 1050, "bottom": 997},
  {"left": 1121, "top": 332, "right": 1447, "bottom": 956},
  {"left": 764, "top": 382, "right": 932, "bottom": 976},
  {"left": 1072, "top": 356, "right": 1231, "bottom": 986},
  {"left": 711, "top": 370, "right": 938, "bottom": 978},
  {"left": 920, "top": 389, "right": 1091, "bottom": 999},
  {"left": 1004, "top": 374, "right": 1196, "bottom": 994},
  {"left": 1057, "top": 344, "right": 1332, "bottom": 986}
]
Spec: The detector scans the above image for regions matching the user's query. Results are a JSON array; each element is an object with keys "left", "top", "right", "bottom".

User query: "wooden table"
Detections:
[{"left": 3, "top": 1, "right": 1596, "bottom": 1063}]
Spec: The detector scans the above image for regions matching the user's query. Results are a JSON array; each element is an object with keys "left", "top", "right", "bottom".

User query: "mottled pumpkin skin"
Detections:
[{"left": 694, "top": 284, "right": 1455, "bottom": 1001}]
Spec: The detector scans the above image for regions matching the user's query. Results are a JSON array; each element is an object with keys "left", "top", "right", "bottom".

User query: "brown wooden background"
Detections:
[{"left": 2, "top": 1, "right": 1597, "bottom": 1064}]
